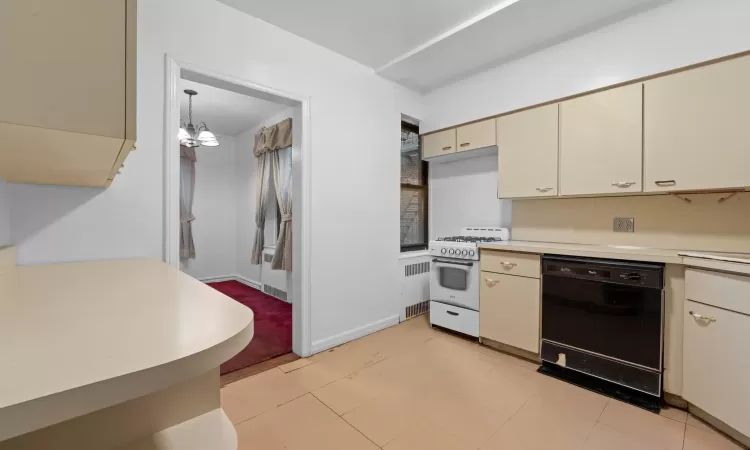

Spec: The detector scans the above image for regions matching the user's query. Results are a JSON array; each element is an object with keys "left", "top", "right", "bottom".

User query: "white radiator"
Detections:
[
  {"left": 262, "top": 249, "right": 290, "bottom": 303},
  {"left": 399, "top": 254, "right": 431, "bottom": 321}
]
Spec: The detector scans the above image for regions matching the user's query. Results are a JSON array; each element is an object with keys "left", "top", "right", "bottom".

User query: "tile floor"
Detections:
[{"left": 221, "top": 315, "right": 745, "bottom": 450}]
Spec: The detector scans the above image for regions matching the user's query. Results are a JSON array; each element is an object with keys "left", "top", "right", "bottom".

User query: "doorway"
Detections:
[{"left": 163, "top": 57, "right": 312, "bottom": 374}]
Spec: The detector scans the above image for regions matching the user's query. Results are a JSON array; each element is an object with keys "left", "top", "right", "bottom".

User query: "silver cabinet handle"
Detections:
[
  {"left": 459, "top": 142, "right": 471, "bottom": 147},
  {"left": 611, "top": 181, "right": 635, "bottom": 188},
  {"left": 501, "top": 262, "right": 517, "bottom": 270},
  {"left": 689, "top": 311, "right": 716, "bottom": 323},
  {"left": 536, "top": 187, "right": 552, "bottom": 193},
  {"left": 655, "top": 180, "right": 676, "bottom": 186},
  {"left": 485, "top": 278, "right": 497, "bottom": 287}
]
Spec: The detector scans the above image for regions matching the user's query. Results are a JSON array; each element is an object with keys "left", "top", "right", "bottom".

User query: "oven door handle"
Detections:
[{"left": 432, "top": 258, "right": 474, "bottom": 267}]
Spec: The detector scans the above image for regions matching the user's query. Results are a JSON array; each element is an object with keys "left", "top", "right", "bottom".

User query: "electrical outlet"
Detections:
[{"left": 613, "top": 217, "right": 635, "bottom": 232}]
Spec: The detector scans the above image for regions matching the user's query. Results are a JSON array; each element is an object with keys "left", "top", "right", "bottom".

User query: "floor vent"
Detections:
[
  {"left": 404, "top": 261, "right": 430, "bottom": 277},
  {"left": 263, "top": 284, "right": 288, "bottom": 302},
  {"left": 405, "top": 300, "right": 430, "bottom": 319},
  {"left": 263, "top": 253, "right": 274, "bottom": 263}
]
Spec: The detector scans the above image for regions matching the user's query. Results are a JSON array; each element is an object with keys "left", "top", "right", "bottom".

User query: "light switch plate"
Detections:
[{"left": 613, "top": 217, "right": 635, "bottom": 232}]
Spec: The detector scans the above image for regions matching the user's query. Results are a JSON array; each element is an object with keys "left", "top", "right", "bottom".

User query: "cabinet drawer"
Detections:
[
  {"left": 481, "top": 251, "right": 540, "bottom": 278},
  {"left": 456, "top": 119, "right": 495, "bottom": 152},
  {"left": 430, "top": 301, "right": 479, "bottom": 337},
  {"left": 686, "top": 268, "right": 750, "bottom": 315},
  {"left": 480, "top": 272, "right": 540, "bottom": 353},
  {"left": 683, "top": 300, "right": 750, "bottom": 437}
]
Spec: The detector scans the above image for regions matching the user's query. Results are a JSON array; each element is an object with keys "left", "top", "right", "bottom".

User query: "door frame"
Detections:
[{"left": 162, "top": 54, "right": 313, "bottom": 357}]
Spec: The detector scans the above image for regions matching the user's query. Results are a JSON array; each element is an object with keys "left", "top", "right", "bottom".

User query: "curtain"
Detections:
[
  {"left": 271, "top": 147, "right": 292, "bottom": 270},
  {"left": 251, "top": 118, "right": 293, "bottom": 270},
  {"left": 179, "top": 146, "right": 197, "bottom": 259}
]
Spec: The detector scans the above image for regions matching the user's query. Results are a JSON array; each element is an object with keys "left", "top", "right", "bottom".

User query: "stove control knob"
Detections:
[
  {"left": 441, "top": 248, "right": 446, "bottom": 254},
  {"left": 461, "top": 250, "right": 468, "bottom": 256},
  {"left": 469, "top": 250, "right": 475, "bottom": 257},
  {"left": 449, "top": 249, "right": 455, "bottom": 255}
]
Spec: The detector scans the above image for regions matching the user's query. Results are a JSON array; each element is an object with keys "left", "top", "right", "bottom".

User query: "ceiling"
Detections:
[
  {"left": 219, "top": 0, "right": 671, "bottom": 92},
  {"left": 179, "top": 79, "right": 287, "bottom": 137}
]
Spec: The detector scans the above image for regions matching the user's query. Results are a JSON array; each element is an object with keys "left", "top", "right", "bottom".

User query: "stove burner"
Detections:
[{"left": 436, "top": 236, "right": 501, "bottom": 243}]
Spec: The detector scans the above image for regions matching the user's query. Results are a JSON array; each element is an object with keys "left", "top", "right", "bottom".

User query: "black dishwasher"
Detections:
[{"left": 540, "top": 256, "right": 664, "bottom": 404}]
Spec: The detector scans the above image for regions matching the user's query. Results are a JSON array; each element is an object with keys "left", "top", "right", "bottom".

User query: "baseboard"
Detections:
[
  {"left": 198, "top": 274, "right": 237, "bottom": 283},
  {"left": 311, "top": 315, "right": 400, "bottom": 354},
  {"left": 232, "top": 274, "right": 262, "bottom": 290},
  {"left": 198, "top": 274, "right": 262, "bottom": 291}
]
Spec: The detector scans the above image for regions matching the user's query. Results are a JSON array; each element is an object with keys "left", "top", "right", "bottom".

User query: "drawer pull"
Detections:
[
  {"left": 611, "top": 181, "right": 635, "bottom": 188},
  {"left": 484, "top": 278, "right": 498, "bottom": 287},
  {"left": 689, "top": 311, "right": 716, "bottom": 323},
  {"left": 536, "top": 187, "right": 552, "bottom": 193},
  {"left": 446, "top": 310, "right": 459, "bottom": 316},
  {"left": 501, "top": 262, "right": 517, "bottom": 270},
  {"left": 655, "top": 180, "right": 676, "bottom": 187},
  {"left": 460, "top": 142, "right": 471, "bottom": 147},
  {"left": 442, "top": 146, "right": 452, "bottom": 151}
]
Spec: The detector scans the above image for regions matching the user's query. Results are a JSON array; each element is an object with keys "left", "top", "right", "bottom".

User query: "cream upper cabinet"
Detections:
[
  {"left": 422, "top": 129, "right": 456, "bottom": 159},
  {"left": 0, "top": 0, "right": 135, "bottom": 187},
  {"left": 496, "top": 104, "right": 559, "bottom": 198},
  {"left": 480, "top": 271, "right": 540, "bottom": 353},
  {"left": 456, "top": 119, "right": 496, "bottom": 153},
  {"left": 644, "top": 56, "right": 750, "bottom": 192},
  {"left": 560, "top": 84, "right": 643, "bottom": 196}
]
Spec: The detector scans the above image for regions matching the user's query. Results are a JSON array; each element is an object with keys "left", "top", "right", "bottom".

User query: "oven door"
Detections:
[{"left": 430, "top": 258, "right": 479, "bottom": 310}]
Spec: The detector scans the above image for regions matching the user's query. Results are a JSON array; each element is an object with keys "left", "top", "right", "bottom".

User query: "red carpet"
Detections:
[{"left": 207, "top": 281, "right": 293, "bottom": 375}]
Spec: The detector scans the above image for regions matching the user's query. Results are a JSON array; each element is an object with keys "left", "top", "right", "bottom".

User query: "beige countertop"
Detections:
[
  {"left": 0, "top": 257, "right": 254, "bottom": 441},
  {"left": 479, "top": 240, "right": 750, "bottom": 273}
]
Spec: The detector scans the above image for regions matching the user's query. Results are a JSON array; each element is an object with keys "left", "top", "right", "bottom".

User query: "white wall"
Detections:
[
  {"left": 139, "top": 0, "right": 419, "bottom": 349},
  {"left": 421, "top": 0, "right": 750, "bottom": 132},
  {"left": 0, "top": 179, "right": 11, "bottom": 247},
  {"left": 181, "top": 135, "right": 238, "bottom": 279},
  {"left": 428, "top": 155, "right": 510, "bottom": 239}
]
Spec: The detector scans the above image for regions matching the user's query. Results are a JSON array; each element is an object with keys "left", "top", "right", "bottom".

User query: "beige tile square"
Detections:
[
  {"left": 343, "top": 392, "right": 427, "bottom": 447},
  {"left": 660, "top": 406, "right": 688, "bottom": 423},
  {"left": 383, "top": 421, "right": 476, "bottom": 450},
  {"left": 220, "top": 367, "right": 307, "bottom": 424},
  {"left": 283, "top": 360, "right": 349, "bottom": 391},
  {"left": 278, "top": 358, "right": 314, "bottom": 373},
  {"left": 481, "top": 382, "right": 608, "bottom": 450},
  {"left": 683, "top": 423, "right": 745, "bottom": 450},
  {"left": 599, "top": 399, "right": 685, "bottom": 450},
  {"left": 311, "top": 369, "right": 385, "bottom": 415},
  {"left": 236, "top": 394, "right": 379, "bottom": 450},
  {"left": 583, "top": 422, "right": 669, "bottom": 450}
]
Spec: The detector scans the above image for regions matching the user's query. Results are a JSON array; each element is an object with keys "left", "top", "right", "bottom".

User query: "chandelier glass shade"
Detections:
[{"left": 179, "top": 89, "right": 219, "bottom": 147}]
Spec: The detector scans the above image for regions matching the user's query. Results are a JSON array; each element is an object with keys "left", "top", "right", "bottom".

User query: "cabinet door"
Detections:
[
  {"left": 422, "top": 129, "right": 456, "bottom": 159},
  {"left": 644, "top": 56, "right": 750, "bottom": 192},
  {"left": 683, "top": 300, "right": 750, "bottom": 437},
  {"left": 496, "top": 104, "right": 558, "bottom": 198},
  {"left": 0, "top": 0, "right": 126, "bottom": 138},
  {"left": 560, "top": 84, "right": 643, "bottom": 196},
  {"left": 456, "top": 119, "right": 496, "bottom": 152},
  {"left": 480, "top": 272, "right": 540, "bottom": 353}
]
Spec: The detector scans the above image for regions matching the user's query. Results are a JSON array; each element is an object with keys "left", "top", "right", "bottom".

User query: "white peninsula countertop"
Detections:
[
  {"left": 0, "top": 256, "right": 254, "bottom": 441},
  {"left": 479, "top": 240, "right": 750, "bottom": 274}
]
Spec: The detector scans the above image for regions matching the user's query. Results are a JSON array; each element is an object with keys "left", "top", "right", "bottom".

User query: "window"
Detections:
[{"left": 400, "top": 121, "right": 428, "bottom": 251}]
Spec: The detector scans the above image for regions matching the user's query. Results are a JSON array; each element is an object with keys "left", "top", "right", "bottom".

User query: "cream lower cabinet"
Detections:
[
  {"left": 644, "top": 55, "right": 750, "bottom": 192},
  {"left": 497, "top": 104, "right": 559, "bottom": 198},
  {"left": 480, "top": 270, "right": 540, "bottom": 353},
  {"left": 683, "top": 300, "right": 750, "bottom": 437},
  {"left": 559, "top": 83, "right": 643, "bottom": 196}
]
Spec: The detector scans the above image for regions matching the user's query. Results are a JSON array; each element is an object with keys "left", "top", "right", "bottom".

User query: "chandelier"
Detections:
[{"left": 178, "top": 89, "right": 219, "bottom": 147}]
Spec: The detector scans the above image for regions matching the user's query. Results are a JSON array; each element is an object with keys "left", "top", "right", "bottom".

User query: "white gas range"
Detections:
[{"left": 429, "top": 227, "right": 510, "bottom": 337}]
